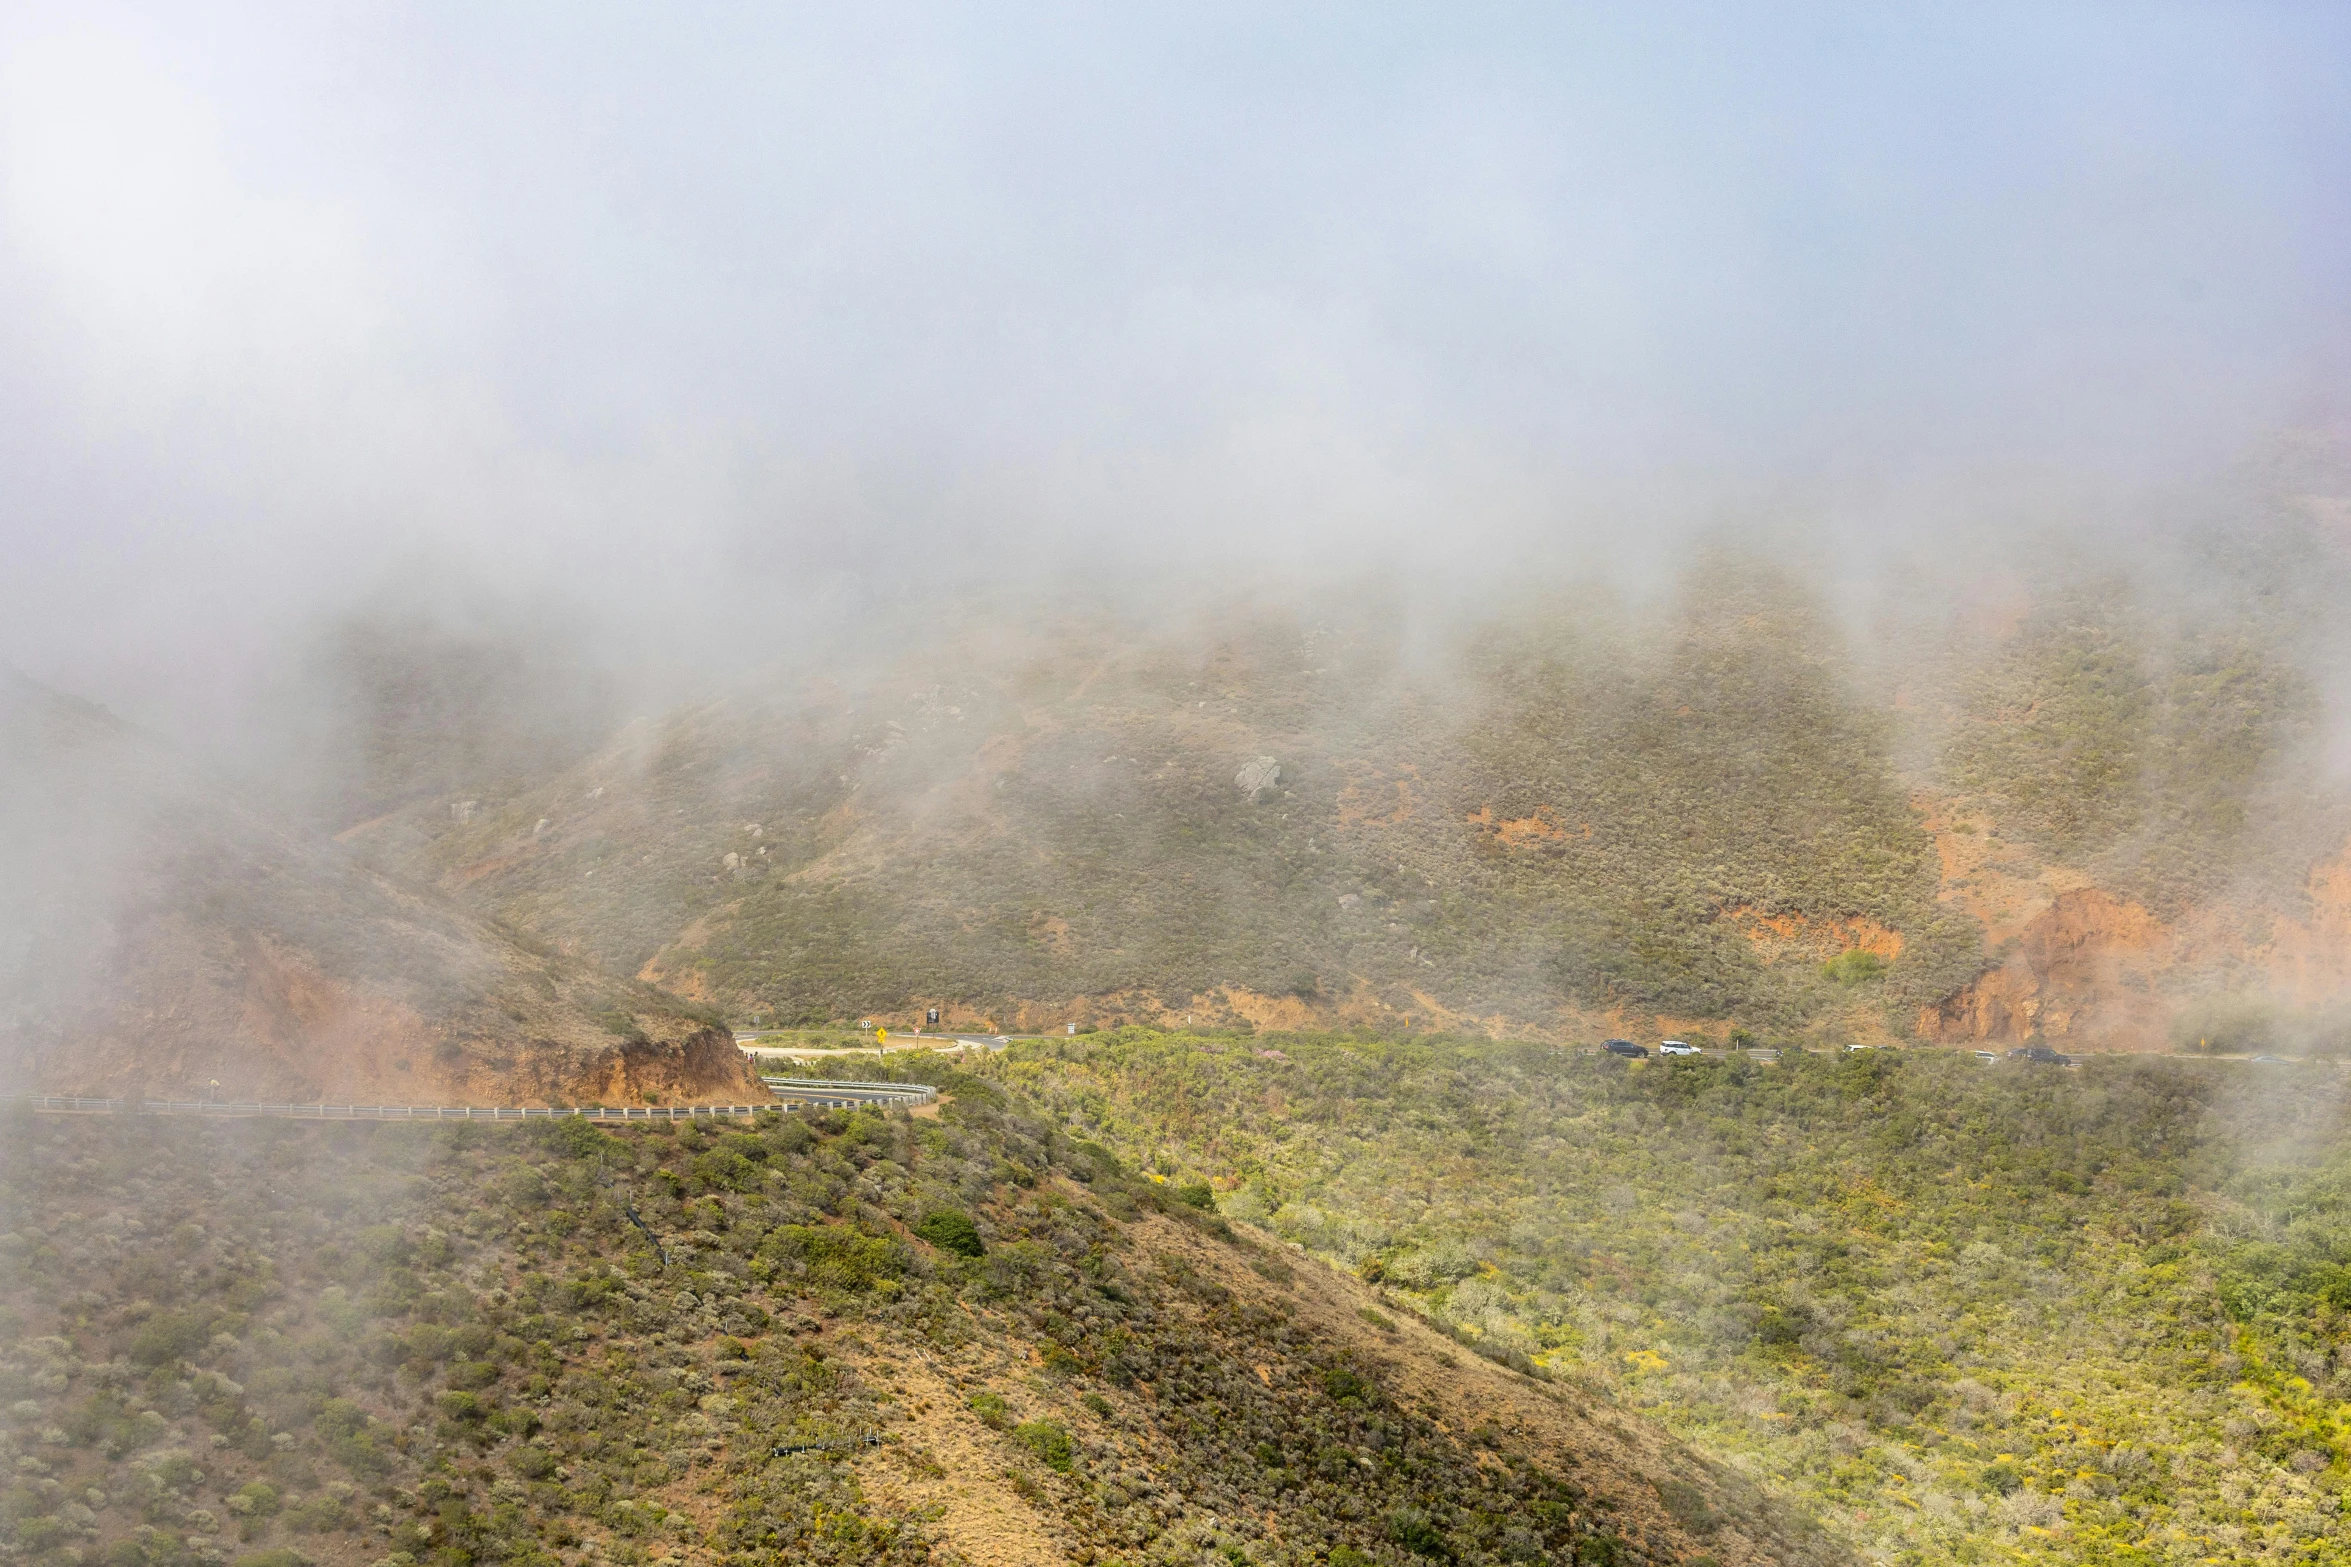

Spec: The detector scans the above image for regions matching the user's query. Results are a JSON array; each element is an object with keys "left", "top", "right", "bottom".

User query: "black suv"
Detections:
[{"left": 1604, "top": 1039, "right": 1648, "bottom": 1058}]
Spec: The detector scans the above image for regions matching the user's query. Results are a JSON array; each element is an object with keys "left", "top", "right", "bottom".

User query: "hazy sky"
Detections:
[{"left": 3, "top": 4, "right": 2348, "bottom": 714}]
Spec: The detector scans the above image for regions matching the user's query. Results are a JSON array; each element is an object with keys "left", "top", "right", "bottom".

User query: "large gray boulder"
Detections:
[{"left": 1235, "top": 757, "right": 1281, "bottom": 797}]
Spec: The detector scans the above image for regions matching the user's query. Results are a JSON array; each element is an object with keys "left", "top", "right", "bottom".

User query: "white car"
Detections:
[{"left": 1657, "top": 1040, "right": 1700, "bottom": 1056}]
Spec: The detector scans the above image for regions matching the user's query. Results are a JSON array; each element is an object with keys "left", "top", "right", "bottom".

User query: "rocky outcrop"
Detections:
[
  {"left": 553, "top": 1023, "right": 763, "bottom": 1105},
  {"left": 1234, "top": 756, "right": 1281, "bottom": 796},
  {"left": 1921, "top": 888, "right": 2172, "bottom": 1048}
]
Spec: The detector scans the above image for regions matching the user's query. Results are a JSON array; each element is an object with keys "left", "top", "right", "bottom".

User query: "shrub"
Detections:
[
  {"left": 912, "top": 1209, "right": 985, "bottom": 1258},
  {"left": 967, "top": 1392, "right": 1010, "bottom": 1430},
  {"left": 1821, "top": 950, "right": 1887, "bottom": 986},
  {"left": 690, "top": 1147, "right": 761, "bottom": 1192},
  {"left": 757, "top": 1224, "right": 905, "bottom": 1292},
  {"left": 531, "top": 1116, "right": 608, "bottom": 1160},
  {"left": 1387, "top": 1505, "right": 1449, "bottom": 1558},
  {"left": 282, "top": 1493, "right": 349, "bottom": 1532},
  {"left": 433, "top": 1391, "right": 485, "bottom": 1423},
  {"left": 1654, "top": 1479, "right": 1718, "bottom": 1535},
  {"left": 1012, "top": 1418, "right": 1074, "bottom": 1473},
  {"left": 1171, "top": 1182, "right": 1216, "bottom": 1211},
  {"left": 227, "top": 1481, "right": 280, "bottom": 1518},
  {"left": 129, "top": 1311, "right": 216, "bottom": 1367}
]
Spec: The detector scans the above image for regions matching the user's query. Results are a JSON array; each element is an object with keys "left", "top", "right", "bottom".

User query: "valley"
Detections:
[
  {"left": 10, "top": 479, "right": 2351, "bottom": 1567},
  {"left": 8, "top": 12, "right": 2351, "bottom": 1566}
]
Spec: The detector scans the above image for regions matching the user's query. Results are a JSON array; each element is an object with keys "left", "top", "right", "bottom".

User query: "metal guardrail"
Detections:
[
  {"left": 760, "top": 1077, "right": 936, "bottom": 1108},
  {"left": 7, "top": 1092, "right": 927, "bottom": 1120}
]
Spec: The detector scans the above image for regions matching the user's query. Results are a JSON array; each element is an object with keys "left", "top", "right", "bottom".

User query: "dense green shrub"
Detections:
[
  {"left": 755, "top": 1224, "right": 904, "bottom": 1292},
  {"left": 1011, "top": 1418, "right": 1073, "bottom": 1472},
  {"left": 128, "top": 1310, "right": 215, "bottom": 1367},
  {"left": 911, "top": 1207, "right": 985, "bottom": 1257},
  {"left": 1820, "top": 949, "right": 1886, "bottom": 986},
  {"left": 1388, "top": 1505, "right": 1450, "bottom": 1558}
]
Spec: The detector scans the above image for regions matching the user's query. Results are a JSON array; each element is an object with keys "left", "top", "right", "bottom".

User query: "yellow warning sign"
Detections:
[{"left": 876, "top": 1028, "right": 888, "bottom": 1044}]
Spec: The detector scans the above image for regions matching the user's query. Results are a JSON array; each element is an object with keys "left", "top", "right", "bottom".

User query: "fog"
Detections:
[
  {"left": 2, "top": 3, "right": 2346, "bottom": 746},
  {"left": 14, "top": 25, "right": 2351, "bottom": 1563}
]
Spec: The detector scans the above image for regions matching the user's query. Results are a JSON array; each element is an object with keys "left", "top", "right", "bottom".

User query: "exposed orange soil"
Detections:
[
  {"left": 1464, "top": 804, "right": 1586, "bottom": 847},
  {"left": 1336, "top": 764, "right": 1424, "bottom": 828},
  {"left": 329, "top": 809, "right": 401, "bottom": 843},
  {"left": 1911, "top": 780, "right": 2351, "bottom": 1048},
  {"left": 32, "top": 922, "right": 761, "bottom": 1107},
  {"left": 2263, "top": 843, "right": 2351, "bottom": 1006},
  {"left": 451, "top": 846, "right": 536, "bottom": 887},
  {"left": 1725, "top": 906, "right": 1905, "bottom": 964},
  {"left": 1921, "top": 888, "right": 2174, "bottom": 1049},
  {"left": 1913, "top": 791, "right": 2097, "bottom": 949},
  {"left": 639, "top": 908, "right": 730, "bottom": 992}
]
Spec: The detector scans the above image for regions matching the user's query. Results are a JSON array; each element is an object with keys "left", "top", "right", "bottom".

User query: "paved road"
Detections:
[
  {"left": 10, "top": 1080, "right": 937, "bottom": 1122},
  {"left": 760, "top": 1077, "right": 940, "bottom": 1107},
  {"left": 737, "top": 1032, "right": 1015, "bottom": 1054}
]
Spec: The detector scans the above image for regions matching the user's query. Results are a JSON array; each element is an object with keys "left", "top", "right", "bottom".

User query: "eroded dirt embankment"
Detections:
[{"left": 1915, "top": 798, "right": 2351, "bottom": 1050}]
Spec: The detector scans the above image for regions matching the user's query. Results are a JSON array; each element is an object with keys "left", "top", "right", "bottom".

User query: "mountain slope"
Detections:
[
  {"left": 975, "top": 1028, "right": 2351, "bottom": 1566},
  {"left": 0, "top": 1087, "right": 1848, "bottom": 1567},
  {"left": 345, "top": 575, "right": 1983, "bottom": 1039},
  {"left": 0, "top": 673, "right": 760, "bottom": 1104},
  {"left": 347, "top": 537, "right": 2351, "bottom": 1051}
]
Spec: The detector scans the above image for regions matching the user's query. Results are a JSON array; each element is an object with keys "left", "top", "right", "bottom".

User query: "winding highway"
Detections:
[{"left": 9, "top": 1076, "right": 937, "bottom": 1122}]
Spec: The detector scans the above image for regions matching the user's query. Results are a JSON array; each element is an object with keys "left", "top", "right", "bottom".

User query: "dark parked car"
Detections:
[
  {"left": 2009, "top": 1045, "right": 2075, "bottom": 1065},
  {"left": 1604, "top": 1039, "right": 1648, "bottom": 1058}
]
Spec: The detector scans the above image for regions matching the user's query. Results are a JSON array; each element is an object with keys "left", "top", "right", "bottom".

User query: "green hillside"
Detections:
[
  {"left": 970, "top": 1030, "right": 2351, "bottom": 1566},
  {"left": 0, "top": 1090, "right": 1821, "bottom": 1567},
  {"left": 1945, "top": 599, "right": 2330, "bottom": 917}
]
